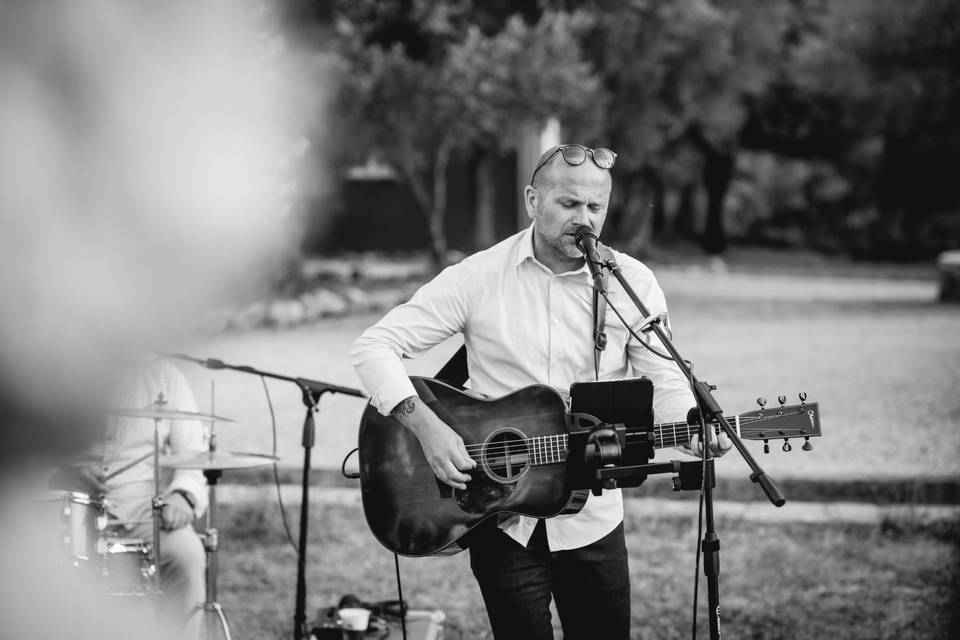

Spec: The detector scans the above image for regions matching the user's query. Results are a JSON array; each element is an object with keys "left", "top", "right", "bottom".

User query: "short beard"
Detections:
[{"left": 533, "top": 223, "right": 582, "bottom": 262}]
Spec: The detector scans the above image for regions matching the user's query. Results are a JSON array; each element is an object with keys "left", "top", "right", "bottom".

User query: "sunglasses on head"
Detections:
[{"left": 530, "top": 144, "right": 617, "bottom": 185}]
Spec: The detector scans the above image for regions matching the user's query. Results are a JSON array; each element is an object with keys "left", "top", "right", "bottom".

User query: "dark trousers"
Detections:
[{"left": 468, "top": 520, "right": 630, "bottom": 640}]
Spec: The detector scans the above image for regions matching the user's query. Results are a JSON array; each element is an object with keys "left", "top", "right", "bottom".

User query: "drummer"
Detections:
[{"left": 52, "top": 358, "right": 206, "bottom": 638}]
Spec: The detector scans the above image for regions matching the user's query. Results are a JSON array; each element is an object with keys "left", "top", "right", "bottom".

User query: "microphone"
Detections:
[{"left": 575, "top": 230, "right": 606, "bottom": 294}]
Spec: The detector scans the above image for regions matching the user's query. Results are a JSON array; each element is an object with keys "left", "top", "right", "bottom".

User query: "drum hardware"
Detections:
[
  {"left": 157, "top": 392, "right": 279, "bottom": 640},
  {"left": 157, "top": 450, "right": 280, "bottom": 470},
  {"left": 34, "top": 491, "right": 106, "bottom": 567},
  {"left": 98, "top": 536, "right": 157, "bottom": 596},
  {"left": 107, "top": 394, "right": 237, "bottom": 597},
  {"left": 109, "top": 406, "right": 236, "bottom": 423}
]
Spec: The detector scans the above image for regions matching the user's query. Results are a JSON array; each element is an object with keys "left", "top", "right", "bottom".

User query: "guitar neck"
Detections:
[
  {"left": 648, "top": 420, "right": 698, "bottom": 450},
  {"left": 525, "top": 420, "right": 696, "bottom": 467}
]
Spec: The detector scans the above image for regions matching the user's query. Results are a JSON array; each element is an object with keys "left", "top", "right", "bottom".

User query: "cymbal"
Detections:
[
  {"left": 158, "top": 450, "right": 279, "bottom": 471},
  {"left": 110, "top": 406, "right": 236, "bottom": 422}
]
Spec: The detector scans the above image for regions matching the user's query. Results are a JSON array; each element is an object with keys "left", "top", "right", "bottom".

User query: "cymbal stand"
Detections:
[
  {"left": 150, "top": 393, "right": 167, "bottom": 594},
  {"left": 195, "top": 381, "right": 232, "bottom": 640},
  {"left": 198, "top": 464, "right": 231, "bottom": 640}
]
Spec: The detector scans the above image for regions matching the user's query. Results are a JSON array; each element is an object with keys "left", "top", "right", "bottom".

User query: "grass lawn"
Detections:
[
  {"left": 215, "top": 496, "right": 958, "bottom": 640},
  {"left": 175, "top": 259, "right": 960, "bottom": 638}
]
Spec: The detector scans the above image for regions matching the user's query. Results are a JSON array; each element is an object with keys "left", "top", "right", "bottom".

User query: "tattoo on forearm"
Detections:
[{"left": 392, "top": 396, "right": 417, "bottom": 418}]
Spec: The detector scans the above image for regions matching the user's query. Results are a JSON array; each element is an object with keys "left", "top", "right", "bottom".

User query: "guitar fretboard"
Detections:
[{"left": 526, "top": 420, "right": 698, "bottom": 466}]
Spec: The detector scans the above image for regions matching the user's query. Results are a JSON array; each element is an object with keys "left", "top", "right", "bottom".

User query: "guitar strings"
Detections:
[
  {"left": 382, "top": 408, "right": 815, "bottom": 475},
  {"left": 457, "top": 409, "right": 812, "bottom": 455}
]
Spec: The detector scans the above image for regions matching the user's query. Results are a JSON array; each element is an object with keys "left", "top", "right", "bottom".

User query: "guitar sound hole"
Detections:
[{"left": 481, "top": 427, "right": 530, "bottom": 484}]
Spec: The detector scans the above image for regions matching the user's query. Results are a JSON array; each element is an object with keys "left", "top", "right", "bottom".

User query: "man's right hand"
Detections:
[
  {"left": 391, "top": 396, "right": 476, "bottom": 490},
  {"left": 51, "top": 466, "right": 108, "bottom": 495}
]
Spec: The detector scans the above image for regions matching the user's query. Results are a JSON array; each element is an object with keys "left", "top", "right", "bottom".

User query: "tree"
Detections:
[
  {"left": 581, "top": 0, "right": 799, "bottom": 254},
  {"left": 446, "top": 11, "right": 604, "bottom": 248},
  {"left": 334, "top": 5, "right": 603, "bottom": 262}
]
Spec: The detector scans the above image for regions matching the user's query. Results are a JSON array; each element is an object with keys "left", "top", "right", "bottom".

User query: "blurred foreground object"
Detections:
[
  {"left": 0, "top": 0, "right": 313, "bottom": 460},
  {"left": 0, "top": 1, "right": 314, "bottom": 636},
  {"left": 937, "top": 250, "right": 960, "bottom": 302}
]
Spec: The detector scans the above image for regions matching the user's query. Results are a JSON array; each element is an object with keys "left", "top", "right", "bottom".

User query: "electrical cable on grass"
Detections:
[{"left": 260, "top": 374, "right": 299, "bottom": 554}]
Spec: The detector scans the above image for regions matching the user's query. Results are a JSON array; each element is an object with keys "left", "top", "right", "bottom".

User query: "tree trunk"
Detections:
[
  {"left": 688, "top": 124, "right": 735, "bottom": 255},
  {"left": 649, "top": 172, "right": 666, "bottom": 237},
  {"left": 701, "top": 150, "right": 735, "bottom": 254},
  {"left": 428, "top": 137, "right": 455, "bottom": 266},
  {"left": 474, "top": 149, "right": 497, "bottom": 250},
  {"left": 398, "top": 138, "right": 455, "bottom": 268},
  {"left": 618, "top": 170, "right": 655, "bottom": 255},
  {"left": 674, "top": 183, "right": 699, "bottom": 240}
]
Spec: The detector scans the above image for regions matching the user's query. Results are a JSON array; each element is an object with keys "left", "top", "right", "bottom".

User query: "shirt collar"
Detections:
[{"left": 515, "top": 223, "right": 590, "bottom": 277}]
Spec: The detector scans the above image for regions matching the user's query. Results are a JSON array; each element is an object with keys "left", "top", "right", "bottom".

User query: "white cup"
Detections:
[{"left": 337, "top": 607, "right": 370, "bottom": 632}]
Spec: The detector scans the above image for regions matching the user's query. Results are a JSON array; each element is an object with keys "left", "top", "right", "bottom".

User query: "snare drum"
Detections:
[
  {"left": 33, "top": 491, "right": 105, "bottom": 567},
  {"left": 99, "top": 537, "right": 156, "bottom": 595}
]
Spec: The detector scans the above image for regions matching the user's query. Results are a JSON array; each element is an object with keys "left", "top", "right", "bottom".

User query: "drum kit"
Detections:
[{"left": 38, "top": 396, "right": 278, "bottom": 640}]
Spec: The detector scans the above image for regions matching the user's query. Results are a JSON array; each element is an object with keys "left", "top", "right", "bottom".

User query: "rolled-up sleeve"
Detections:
[{"left": 350, "top": 259, "right": 476, "bottom": 415}]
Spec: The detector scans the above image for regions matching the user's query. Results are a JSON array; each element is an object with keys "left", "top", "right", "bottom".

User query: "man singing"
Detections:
[{"left": 351, "top": 144, "right": 730, "bottom": 638}]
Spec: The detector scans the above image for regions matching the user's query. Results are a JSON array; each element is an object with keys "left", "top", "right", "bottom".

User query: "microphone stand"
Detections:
[
  {"left": 596, "top": 255, "right": 785, "bottom": 640},
  {"left": 163, "top": 353, "right": 365, "bottom": 640}
]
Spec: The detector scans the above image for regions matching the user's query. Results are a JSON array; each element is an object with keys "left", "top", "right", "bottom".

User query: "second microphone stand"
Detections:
[{"left": 164, "top": 354, "right": 364, "bottom": 640}]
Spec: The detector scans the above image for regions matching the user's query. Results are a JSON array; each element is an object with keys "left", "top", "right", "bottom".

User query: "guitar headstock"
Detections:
[{"left": 734, "top": 394, "right": 821, "bottom": 453}]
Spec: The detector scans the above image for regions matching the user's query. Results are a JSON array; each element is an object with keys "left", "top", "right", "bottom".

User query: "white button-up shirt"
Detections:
[{"left": 351, "top": 225, "right": 694, "bottom": 551}]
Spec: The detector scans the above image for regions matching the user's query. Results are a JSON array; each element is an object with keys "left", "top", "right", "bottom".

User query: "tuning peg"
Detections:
[
  {"left": 799, "top": 392, "right": 807, "bottom": 404},
  {"left": 778, "top": 395, "right": 786, "bottom": 406},
  {"left": 756, "top": 397, "right": 768, "bottom": 409},
  {"left": 802, "top": 437, "right": 813, "bottom": 452},
  {"left": 782, "top": 439, "right": 792, "bottom": 452},
  {"left": 763, "top": 439, "right": 770, "bottom": 454}
]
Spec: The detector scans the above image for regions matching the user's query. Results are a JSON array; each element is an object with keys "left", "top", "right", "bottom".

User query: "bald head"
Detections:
[
  {"left": 530, "top": 145, "right": 614, "bottom": 193},
  {"left": 522, "top": 146, "right": 614, "bottom": 275},
  {"left": 531, "top": 151, "right": 612, "bottom": 195}
]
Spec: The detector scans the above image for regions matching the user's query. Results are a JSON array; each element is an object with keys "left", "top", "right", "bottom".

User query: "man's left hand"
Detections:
[
  {"left": 687, "top": 429, "right": 733, "bottom": 458},
  {"left": 161, "top": 492, "right": 195, "bottom": 530}
]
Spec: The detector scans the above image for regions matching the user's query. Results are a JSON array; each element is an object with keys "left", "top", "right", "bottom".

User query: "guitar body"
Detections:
[{"left": 359, "top": 377, "right": 586, "bottom": 557}]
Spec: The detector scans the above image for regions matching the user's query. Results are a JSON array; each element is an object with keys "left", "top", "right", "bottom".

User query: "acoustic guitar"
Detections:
[{"left": 358, "top": 376, "right": 821, "bottom": 557}]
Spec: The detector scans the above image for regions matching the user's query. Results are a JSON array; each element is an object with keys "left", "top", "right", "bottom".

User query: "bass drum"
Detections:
[{"left": 98, "top": 536, "right": 156, "bottom": 596}]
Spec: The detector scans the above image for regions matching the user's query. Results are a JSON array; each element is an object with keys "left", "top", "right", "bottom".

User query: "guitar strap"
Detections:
[{"left": 435, "top": 343, "right": 469, "bottom": 388}]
